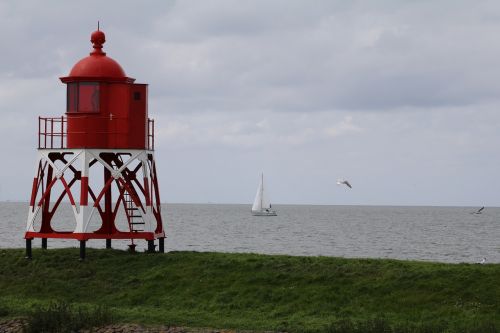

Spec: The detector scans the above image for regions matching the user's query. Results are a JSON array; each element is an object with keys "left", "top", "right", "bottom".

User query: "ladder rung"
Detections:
[{"left": 131, "top": 222, "right": 145, "bottom": 225}]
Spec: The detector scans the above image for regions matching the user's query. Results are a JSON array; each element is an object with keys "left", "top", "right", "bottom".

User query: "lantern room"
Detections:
[{"left": 59, "top": 29, "right": 148, "bottom": 149}]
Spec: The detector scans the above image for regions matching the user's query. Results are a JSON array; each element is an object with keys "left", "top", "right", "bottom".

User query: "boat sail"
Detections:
[{"left": 251, "top": 173, "right": 277, "bottom": 216}]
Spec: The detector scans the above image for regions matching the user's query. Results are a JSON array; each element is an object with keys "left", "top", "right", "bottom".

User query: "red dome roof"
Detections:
[
  {"left": 61, "top": 29, "right": 134, "bottom": 83},
  {"left": 69, "top": 55, "right": 126, "bottom": 78}
]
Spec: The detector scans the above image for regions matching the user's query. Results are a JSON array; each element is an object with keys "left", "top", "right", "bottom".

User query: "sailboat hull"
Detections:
[{"left": 251, "top": 209, "right": 277, "bottom": 216}]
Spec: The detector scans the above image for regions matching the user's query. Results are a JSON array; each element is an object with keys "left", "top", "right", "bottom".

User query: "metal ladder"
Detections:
[{"left": 123, "top": 192, "right": 145, "bottom": 232}]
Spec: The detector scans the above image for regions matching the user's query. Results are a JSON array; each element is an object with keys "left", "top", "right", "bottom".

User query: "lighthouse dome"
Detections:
[
  {"left": 61, "top": 29, "right": 134, "bottom": 83},
  {"left": 69, "top": 53, "right": 126, "bottom": 78}
]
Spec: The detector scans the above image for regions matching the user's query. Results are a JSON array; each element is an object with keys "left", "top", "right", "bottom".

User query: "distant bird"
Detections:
[
  {"left": 337, "top": 179, "right": 352, "bottom": 189},
  {"left": 479, "top": 257, "right": 486, "bottom": 265},
  {"left": 471, "top": 206, "right": 485, "bottom": 215}
]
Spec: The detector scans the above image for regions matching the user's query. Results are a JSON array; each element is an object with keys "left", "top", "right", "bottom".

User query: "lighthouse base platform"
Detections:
[{"left": 25, "top": 148, "right": 165, "bottom": 259}]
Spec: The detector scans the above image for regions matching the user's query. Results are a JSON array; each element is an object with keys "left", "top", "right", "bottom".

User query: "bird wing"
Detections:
[
  {"left": 345, "top": 181, "right": 352, "bottom": 188},
  {"left": 478, "top": 206, "right": 484, "bottom": 213}
]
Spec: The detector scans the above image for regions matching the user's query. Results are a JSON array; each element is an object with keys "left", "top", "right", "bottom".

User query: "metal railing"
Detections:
[
  {"left": 38, "top": 116, "right": 156, "bottom": 150},
  {"left": 39, "top": 116, "right": 66, "bottom": 149}
]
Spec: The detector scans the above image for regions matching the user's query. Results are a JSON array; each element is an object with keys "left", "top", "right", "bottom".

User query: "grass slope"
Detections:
[{"left": 0, "top": 248, "right": 498, "bottom": 332}]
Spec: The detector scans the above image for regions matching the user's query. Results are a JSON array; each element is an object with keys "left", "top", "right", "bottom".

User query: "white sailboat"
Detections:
[{"left": 251, "top": 173, "right": 277, "bottom": 216}]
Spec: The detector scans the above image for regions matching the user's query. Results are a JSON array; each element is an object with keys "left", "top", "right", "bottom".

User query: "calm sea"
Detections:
[{"left": 1, "top": 202, "right": 499, "bottom": 263}]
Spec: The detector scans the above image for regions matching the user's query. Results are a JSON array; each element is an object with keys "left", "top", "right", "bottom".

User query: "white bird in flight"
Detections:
[
  {"left": 472, "top": 206, "right": 485, "bottom": 215},
  {"left": 479, "top": 257, "right": 486, "bottom": 265},
  {"left": 337, "top": 179, "right": 352, "bottom": 189}
]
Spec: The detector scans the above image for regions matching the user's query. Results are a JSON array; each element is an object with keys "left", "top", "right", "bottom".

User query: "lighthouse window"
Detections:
[
  {"left": 133, "top": 91, "right": 141, "bottom": 100},
  {"left": 79, "top": 82, "right": 100, "bottom": 112},
  {"left": 67, "top": 83, "right": 78, "bottom": 112},
  {"left": 66, "top": 82, "right": 100, "bottom": 113}
]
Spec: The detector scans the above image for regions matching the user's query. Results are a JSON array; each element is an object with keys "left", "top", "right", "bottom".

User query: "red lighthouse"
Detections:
[{"left": 25, "top": 28, "right": 165, "bottom": 259}]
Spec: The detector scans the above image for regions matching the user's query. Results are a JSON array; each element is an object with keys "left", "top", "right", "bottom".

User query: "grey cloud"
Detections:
[
  {"left": 132, "top": 1, "right": 500, "bottom": 112},
  {"left": 4, "top": 1, "right": 500, "bottom": 111}
]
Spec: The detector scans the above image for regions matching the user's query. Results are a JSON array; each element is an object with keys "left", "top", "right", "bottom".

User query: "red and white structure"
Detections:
[{"left": 25, "top": 28, "right": 165, "bottom": 259}]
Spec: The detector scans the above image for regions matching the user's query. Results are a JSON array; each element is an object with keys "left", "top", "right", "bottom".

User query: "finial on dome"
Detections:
[{"left": 90, "top": 24, "right": 106, "bottom": 55}]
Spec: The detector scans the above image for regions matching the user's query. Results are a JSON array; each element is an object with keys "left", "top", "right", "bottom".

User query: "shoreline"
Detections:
[{"left": 1, "top": 246, "right": 497, "bottom": 265}]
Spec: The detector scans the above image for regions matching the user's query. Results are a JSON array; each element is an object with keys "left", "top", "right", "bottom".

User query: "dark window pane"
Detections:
[
  {"left": 78, "top": 82, "right": 100, "bottom": 112},
  {"left": 134, "top": 91, "right": 141, "bottom": 100},
  {"left": 67, "top": 83, "right": 78, "bottom": 112}
]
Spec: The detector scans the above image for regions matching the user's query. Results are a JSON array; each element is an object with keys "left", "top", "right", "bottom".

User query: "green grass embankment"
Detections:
[{"left": 0, "top": 248, "right": 498, "bottom": 332}]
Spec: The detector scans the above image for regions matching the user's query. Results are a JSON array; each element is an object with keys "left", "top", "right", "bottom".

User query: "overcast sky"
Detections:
[{"left": 1, "top": 0, "right": 500, "bottom": 206}]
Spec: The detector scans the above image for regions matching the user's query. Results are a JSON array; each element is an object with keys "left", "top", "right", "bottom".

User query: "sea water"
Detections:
[{"left": 1, "top": 202, "right": 498, "bottom": 263}]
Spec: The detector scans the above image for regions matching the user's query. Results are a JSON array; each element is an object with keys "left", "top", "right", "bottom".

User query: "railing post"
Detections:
[
  {"left": 61, "top": 116, "right": 64, "bottom": 148},
  {"left": 64, "top": 116, "right": 67, "bottom": 148},
  {"left": 44, "top": 118, "right": 47, "bottom": 149},
  {"left": 148, "top": 118, "right": 152, "bottom": 150},
  {"left": 38, "top": 117, "right": 41, "bottom": 149},
  {"left": 50, "top": 118, "right": 54, "bottom": 149},
  {"left": 152, "top": 119, "right": 155, "bottom": 150},
  {"left": 147, "top": 119, "right": 150, "bottom": 149}
]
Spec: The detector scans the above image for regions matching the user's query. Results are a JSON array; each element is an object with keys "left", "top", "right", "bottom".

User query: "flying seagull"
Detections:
[
  {"left": 337, "top": 179, "right": 352, "bottom": 189},
  {"left": 479, "top": 257, "right": 486, "bottom": 265},
  {"left": 471, "top": 206, "right": 485, "bottom": 215}
]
